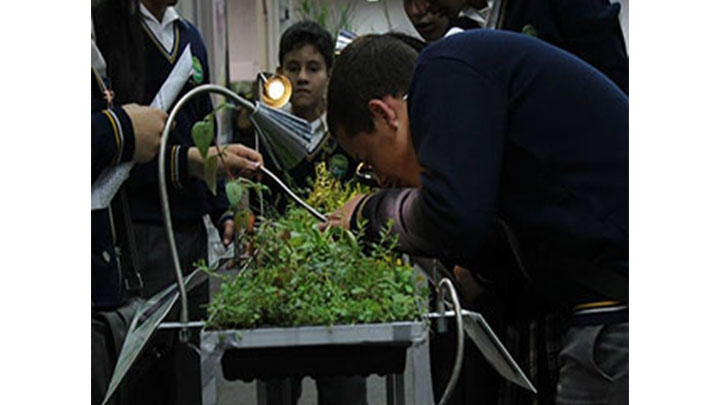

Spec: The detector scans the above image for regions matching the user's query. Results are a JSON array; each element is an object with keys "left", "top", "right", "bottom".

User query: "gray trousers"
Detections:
[{"left": 556, "top": 323, "right": 629, "bottom": 405}]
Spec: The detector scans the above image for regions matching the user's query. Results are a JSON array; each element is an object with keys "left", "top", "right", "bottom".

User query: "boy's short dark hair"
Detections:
[
  {"left": 327, "top": 34, "right": 418, "bottom": 138},
  {"left": 279, "top": 21, "right": 334, "bottom": 70}
]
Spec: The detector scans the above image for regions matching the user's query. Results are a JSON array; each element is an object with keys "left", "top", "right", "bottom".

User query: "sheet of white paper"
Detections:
[{"left": 91, "top": 45, "right": 194, "bottom": 210}]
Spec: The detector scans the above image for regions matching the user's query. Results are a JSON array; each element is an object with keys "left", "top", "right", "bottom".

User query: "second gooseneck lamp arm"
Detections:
[
  {"left": 258, "top": 166, "right": 327, "bottom": 222},
  {"left": 158, "top": 84, "right": 325, "bottom": 337}
]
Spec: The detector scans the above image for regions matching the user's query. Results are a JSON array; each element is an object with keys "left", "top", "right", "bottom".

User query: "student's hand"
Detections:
[
  {"left": 221, "top": 219, "right": 235, "bottom": 246},
  {"left": 219, "top": 144, "right": 264, "bottom": 179},
  {"left": 319, "top": 194, "right": 367, "bottom": 231},
  {"left": 188, "top": 144, "right": 264, "bottom": 180},
  {"left": 122, "top": 103, "right": 168, "bottom": 163}
]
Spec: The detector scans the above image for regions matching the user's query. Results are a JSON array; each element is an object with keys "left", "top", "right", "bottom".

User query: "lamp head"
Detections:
[{"left": 259, "top": 73, "right": 292, "bottom": 108}]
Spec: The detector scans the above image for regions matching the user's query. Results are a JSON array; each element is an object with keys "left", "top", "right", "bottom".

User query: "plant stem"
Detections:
[{"left": 205, "top": 102, "right": 236, "bottom": 180}]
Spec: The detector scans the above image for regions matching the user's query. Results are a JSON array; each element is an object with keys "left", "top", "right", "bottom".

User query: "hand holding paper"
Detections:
[{"left": 91, "top": 45, "right": 195, "bottom": 210}]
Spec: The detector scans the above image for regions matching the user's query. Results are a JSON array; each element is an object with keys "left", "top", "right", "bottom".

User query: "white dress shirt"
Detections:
[{"left": 140, "top": 4, "right": 181, "bottom": 53}]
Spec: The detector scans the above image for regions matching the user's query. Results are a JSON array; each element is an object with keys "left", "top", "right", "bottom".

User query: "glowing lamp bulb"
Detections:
[
  {"left": 260, "top": 74, "right": 292, "bottom": 108},
  {"left": 267, "top": 80, "right": 286, "bottom": 101}
]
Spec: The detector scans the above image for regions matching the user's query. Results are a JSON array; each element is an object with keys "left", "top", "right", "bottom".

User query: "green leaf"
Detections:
[
  {"left": 226, "top": 181, "right": 245, "bottom": 207},
  {"left": 191, "top": 119, "right": 213, "bottom": 158},
  {"left": 203, "top": 154, "right": 218, "bottom": 195}
]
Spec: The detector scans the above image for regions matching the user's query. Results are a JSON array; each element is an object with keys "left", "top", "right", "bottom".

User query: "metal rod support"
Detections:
[
  {"left": 436, "top": 278, "right": 465, "bottom": 405},
  {"left": 159, "top": 85, "right": 257, "bottom": 336},
  {"left": 259, "top": 166, "right": 328, "bottom": 222}
]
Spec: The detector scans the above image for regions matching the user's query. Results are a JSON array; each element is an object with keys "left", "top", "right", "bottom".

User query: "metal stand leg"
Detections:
[
  {"left": 256, "top": 381, "right": 268, "bottom": 405},
  {"left": 386, "top": 374, "right": 405, "bottom": 405},
  {"left": 409, "top": 332, "right": 435, "bottom": 405},
  {"left": 280, "top": 379, "right": 293, "bottom": 405},
  {"left": 257, "top": 379, "right": 293, "bottom": 405},
  {"left": 201, "top": 333, "right": 221, "bottom": 405}
]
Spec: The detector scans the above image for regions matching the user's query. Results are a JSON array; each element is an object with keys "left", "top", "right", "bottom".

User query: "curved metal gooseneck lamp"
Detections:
[{"left": 158, "top": 81, "right": 327, "bottom": 339}]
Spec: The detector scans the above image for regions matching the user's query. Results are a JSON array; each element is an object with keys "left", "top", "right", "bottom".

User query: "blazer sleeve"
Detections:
[{"left": 91, "top": 105, "right": 136, "bottom": 182}]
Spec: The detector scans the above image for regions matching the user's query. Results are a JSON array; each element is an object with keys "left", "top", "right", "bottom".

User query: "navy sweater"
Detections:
[
  {"left": 356, "top": 30, "right": 628, "bottom": 309},
  {"left": 124, "top": 18, "right": 230, "bottom": 227}
]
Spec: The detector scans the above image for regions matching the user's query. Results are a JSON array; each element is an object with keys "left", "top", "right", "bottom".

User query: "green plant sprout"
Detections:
[
  {"left": 191, "top": 101, "right": 262, "bottom": 197},
  {"left": 191, "top": 101, "right": 271, "bottom": 268}
]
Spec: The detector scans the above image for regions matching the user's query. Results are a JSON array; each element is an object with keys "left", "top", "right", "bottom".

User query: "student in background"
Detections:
[{"left": 259, "top": 21, "right": 360, "bottom": 210}]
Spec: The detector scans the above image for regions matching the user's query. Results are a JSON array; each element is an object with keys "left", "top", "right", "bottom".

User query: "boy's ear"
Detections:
[{"left": 368, "top": 98, "right": 399, "bottom": 130}]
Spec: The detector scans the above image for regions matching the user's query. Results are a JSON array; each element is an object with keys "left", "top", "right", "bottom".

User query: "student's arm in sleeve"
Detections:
[
  {"left": 352, "top": 57, "right": 508, "bottom": 265},
  {"left": 91, "top": 105, "right": 136, "bottom": 182},
  {"left": 153, "top": 86, "right": 216, "bottom": 190}
]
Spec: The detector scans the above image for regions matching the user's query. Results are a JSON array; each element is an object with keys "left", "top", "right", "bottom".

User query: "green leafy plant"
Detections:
[
  {"left": 191, "top": 100, "right": 428, "bottom": 330},
  {"left": 203, "top": 163, "right": 428, "bottom": 330}
]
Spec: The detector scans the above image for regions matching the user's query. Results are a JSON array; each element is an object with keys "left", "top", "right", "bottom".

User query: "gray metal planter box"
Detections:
[{"left": 200, "top": 321, "right": 433, "bottom": 405}]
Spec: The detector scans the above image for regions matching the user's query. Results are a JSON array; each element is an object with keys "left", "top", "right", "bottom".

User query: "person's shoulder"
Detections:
[
  {"left": 176, "top": 15, "right": 209, "bottom": 54},
  {"left": 173, "top": 9, "right": 203, "bottom": 39},
  {"left": 178, "top": 17, "right": 200, "bottom": 36},
  {"left": 416, "top": 30, "right": 491, "bottom": 65},
  {"left": 424, "top": 29, "right": 559, "bottom": 63}
]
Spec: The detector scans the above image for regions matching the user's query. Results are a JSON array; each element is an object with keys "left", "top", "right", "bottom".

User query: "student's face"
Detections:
[
  {"left": 403, "top": 0, "right": 450, "bottom": 42},
  {"left": 335, "top": 97, "right": 422, "bottom": 188},
  {"left": 279, "top": 44, "right": 329, "bottom": 117}
]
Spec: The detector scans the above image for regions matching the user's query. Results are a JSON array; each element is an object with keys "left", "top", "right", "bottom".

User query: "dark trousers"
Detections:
[
  {"left": 92, "top": 315, "right": 116, "bottom": 405},
  {"left": 122, "top": 222, "right": 208, "bottom": 405},
  {"left": 429, "top": 276, "right": 565, "bottom": 405},
  {"left": 556, "top": 323, "right": 629, "bottom": 405}
]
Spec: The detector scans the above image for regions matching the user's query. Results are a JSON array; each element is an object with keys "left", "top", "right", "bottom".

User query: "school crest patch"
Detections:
[
  {"left": 328, "top": 154, "right": 349, "bottom": 179},
  {"left": 192, "top": 56, "right": 204, "bottom": 84},
  {"left": 521, "top": 24, "right": 538, "bottom": 37}
]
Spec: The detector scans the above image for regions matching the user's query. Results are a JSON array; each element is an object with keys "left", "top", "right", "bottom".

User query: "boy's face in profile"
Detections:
[
  {"left": 279, "top": 44, "right": 329, "bottom": 120},
  {"left": 334, "top": 96, "right": 423, "bottom": 189}
]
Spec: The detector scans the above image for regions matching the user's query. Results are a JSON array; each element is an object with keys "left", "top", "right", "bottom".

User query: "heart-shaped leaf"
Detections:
[
  {"left": 203, "top": 154, "right": 218, "bottom": 195},
  {"left": 191, "top": 119, "right": 213, "bottom": 159},
  {"left": 226, "top": 181, "right": 244, "bottom": 207}
]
